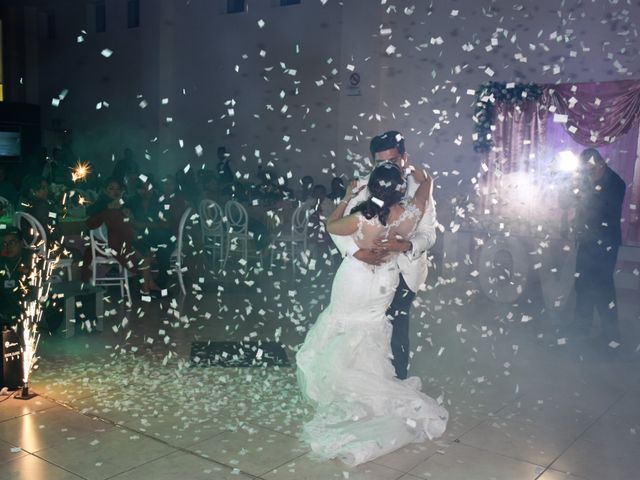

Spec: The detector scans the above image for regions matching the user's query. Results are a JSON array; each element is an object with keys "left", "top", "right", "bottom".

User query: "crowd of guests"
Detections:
[
  {"left": 196, "top": 147, "right": 347, "bottom": 252},
  {"left": 1, "top": 144, "right": 348, "bottom": 327}
]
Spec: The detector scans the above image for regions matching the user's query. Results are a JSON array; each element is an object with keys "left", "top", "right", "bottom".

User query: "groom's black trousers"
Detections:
[{"left": 387, "top": 275, "right": 415, "bottom": 380}]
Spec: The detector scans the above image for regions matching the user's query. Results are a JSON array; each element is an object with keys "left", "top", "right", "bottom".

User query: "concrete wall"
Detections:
[
  {"left": 14, "top": 0, "right": 640, "bottom": 204},
  {"left": 33, "top": 0, "right": 347, "bottom": 185}
]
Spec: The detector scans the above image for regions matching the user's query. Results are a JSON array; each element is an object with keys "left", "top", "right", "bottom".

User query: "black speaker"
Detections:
[{"left": 1, "top": 327, "right": 22, "bottom": 390}]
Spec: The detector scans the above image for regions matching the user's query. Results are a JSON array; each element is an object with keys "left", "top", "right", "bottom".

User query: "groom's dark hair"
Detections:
[{"left": 370, "top": 131, "right": 406, "bottom": 157}]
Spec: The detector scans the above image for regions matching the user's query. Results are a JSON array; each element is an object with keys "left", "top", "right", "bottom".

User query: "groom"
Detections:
[{"left": 330, "top": 131, "right": 437, "bottom": 379}]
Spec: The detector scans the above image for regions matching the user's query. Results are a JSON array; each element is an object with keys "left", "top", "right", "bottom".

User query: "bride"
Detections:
[{"left": 296, "top": 161, "right": 448, "bottom": 466}]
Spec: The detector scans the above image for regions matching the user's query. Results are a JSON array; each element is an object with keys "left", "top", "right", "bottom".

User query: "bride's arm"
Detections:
[
  {"left": 326, "top": 212, "right": 359, "bottom": 236},
  {"left": 325, "top": 181, "right": 361, "bottom": 236}
]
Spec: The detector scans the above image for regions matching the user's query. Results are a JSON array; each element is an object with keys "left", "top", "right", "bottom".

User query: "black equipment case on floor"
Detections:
[{"left": 1, "top": 327, "right": 22, "bottom": 390}]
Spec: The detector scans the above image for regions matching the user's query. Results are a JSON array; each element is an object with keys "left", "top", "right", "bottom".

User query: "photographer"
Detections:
[{"left": 572, "top": 148, "right": 626, "bottom": 345}]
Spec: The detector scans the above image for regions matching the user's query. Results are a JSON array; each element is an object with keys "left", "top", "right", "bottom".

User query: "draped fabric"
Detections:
[
  {"left": 544, "top": 80, "right": 640, "bottom": 147},
  {"left": 478, "top": 79, "right": 640, "bottom": 245},
  {"left": 478, "top": 100, "right": 550, "bottom": 232}
]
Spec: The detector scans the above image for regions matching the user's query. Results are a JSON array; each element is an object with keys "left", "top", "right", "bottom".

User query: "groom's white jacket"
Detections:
[{"left": 329, "top": 174, "right": 437, "bottom": 293}]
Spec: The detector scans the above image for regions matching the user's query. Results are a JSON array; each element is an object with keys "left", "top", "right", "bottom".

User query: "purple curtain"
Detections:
[
  {"left": 479, "top": 100, "right": 548, "bottom": 226},
  {"left": 543, "top": 80, "right": 640, "bottom": 147}
]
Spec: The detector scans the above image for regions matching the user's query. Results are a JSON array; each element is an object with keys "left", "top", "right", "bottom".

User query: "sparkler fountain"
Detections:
[
  {"left": 15, "top": 249, "right": 53, "bottom": 400},
  {"left": 14, "top": 164, "right": 85, "bottom": 399}
]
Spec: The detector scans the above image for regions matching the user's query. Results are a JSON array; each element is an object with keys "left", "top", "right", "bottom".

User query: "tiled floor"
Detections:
[{"left": 1, "top": 259, "right": 639, "bottom": 480}]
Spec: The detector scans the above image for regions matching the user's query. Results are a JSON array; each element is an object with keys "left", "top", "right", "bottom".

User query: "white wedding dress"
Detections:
[{"left": 296, "top": 203, "right": 448, "bottom": 466}]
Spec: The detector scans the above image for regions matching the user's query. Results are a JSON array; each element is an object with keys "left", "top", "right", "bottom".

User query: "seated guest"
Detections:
[
  {"left": 303, "top": 184, "right": 334, "bottom": 216},
  {"left": 0, "top": 227, "right": 31, "bottom": 327},
  {"left": 300, "top": 175, "right": 314, "bottom": 202},
  {"left": 123, "top": 176, "right": 160, "bottom": 228},
  {"left": 83, "top": 178, "right": 158, "bottom": 293},
  {"left": 252, "top": 168, "right": 282, "bottom": 206},
  {"left": 276, "top": 176, "right": 296, "bottom": 203},
  {"left": 221, "top": 181, "right": 249, "bottom": 203}
]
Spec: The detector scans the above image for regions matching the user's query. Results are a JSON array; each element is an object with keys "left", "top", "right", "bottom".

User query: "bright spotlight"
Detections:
[{"left": 557, "top": 150, "right": 579, "bottom": 172}]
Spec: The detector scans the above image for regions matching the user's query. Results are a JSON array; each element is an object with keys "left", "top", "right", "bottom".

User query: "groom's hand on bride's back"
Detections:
[{"left": 353, "top": 248, "right": 388, "bottom": 266}]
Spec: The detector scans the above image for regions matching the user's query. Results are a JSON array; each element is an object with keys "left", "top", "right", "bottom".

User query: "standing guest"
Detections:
[
  {"left": 572, "top": 148, "right": 626, "bottom": 344},
  {"left": 303, "top": 184, "right": 334, "bottom": 253},
  {"left": 112, "top": 148, "right": 139, "bottom": 184},
  {"left": 328, "top": 177, "right": 347, "bottom": 202},
  {"left": 50, "top": 134, "right": 76, "bottom": 184},
  {"left": 112, "top": 148, "right": 140, "bottom": 201},
  {"left": 217, "top": 146, "right": 234, "bottom": 184},
  {"left": 0, "top": 227, "right": 31, "bottom": 327}
]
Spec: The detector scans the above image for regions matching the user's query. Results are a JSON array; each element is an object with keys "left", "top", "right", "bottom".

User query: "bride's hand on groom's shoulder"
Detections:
[
  {"left": 408, "top": 164, "right": 429, "bottom": 183},
  {"left": 345, "top": 180, "right": 365, "bottom": 201}
]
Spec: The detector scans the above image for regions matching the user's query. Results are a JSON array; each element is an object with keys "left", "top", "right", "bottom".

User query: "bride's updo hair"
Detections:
[{"left": 350, "top": 162, "right": 406, "bottom": 226}]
